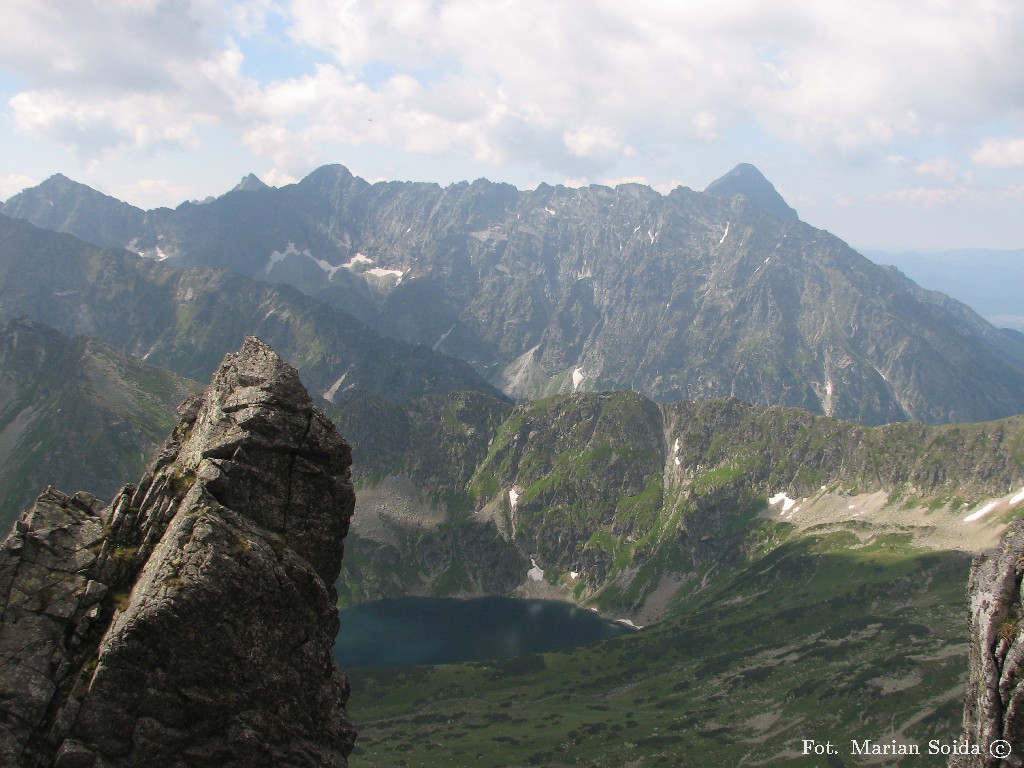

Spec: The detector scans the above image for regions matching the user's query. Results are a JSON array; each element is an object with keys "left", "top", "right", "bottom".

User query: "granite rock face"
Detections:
[
  {"left": 955, "top": 520, "right": 1024, "bottom": 768},
  {"left": 0, "top": 337, "right": 357, "bottom": 767}
]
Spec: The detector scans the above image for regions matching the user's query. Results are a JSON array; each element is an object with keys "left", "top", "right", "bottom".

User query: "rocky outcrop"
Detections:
[
  {"left": 955, "top": 520, "right": 1024, "bottom": 768},
  {"left": 0, "top": 337, "right": 357, "bottom": 767}
]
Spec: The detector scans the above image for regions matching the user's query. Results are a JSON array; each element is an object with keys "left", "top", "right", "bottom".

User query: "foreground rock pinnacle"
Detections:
[
  {"left": 954, "top": 519, "right": 1024, "bottom": 768},
  {"left": 0, "top": 337, "right": 357, "bottom": 767}
]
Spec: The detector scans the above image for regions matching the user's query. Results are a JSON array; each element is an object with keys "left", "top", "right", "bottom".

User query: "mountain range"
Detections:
[
  {"left": 5, "top": 313, "right": 1023, "bottom": 616},
  {"left": 3, "top": 163, "right": 1024, "bottom": 765},
  {"left": 0, "top": 212, "right": 498, "bottom": 405},
  {"left": 6, "top": 164, "right": 1024, "bottom": 425}
]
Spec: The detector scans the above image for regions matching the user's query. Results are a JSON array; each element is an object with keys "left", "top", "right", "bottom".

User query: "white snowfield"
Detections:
[
  {"left": 963, "top": 501, "right": 998, "bottom": 523},
  {"left": 321, "top": 370, "right": 348, "bottom": 402},
  {"left": 759, "top": 486, "right": 1024, "bottom": 553},
  {"left": 265, "top": 247, "right": 404, "bottom": 284},
  {"left": 572, "top": 367, "right": 585, "bottom": 392},
  {"left": 769, "top": 491, "right": 799, "bottom": 513}
]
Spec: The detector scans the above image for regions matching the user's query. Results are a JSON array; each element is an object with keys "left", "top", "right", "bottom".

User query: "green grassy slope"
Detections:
[{"left": 346, "top": 531, "right": 973, "bottom": 767}]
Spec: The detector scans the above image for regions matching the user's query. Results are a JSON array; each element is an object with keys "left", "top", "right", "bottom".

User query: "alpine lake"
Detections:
[{"left": 334, "top": 595, "right": 634, "bottom": 668}]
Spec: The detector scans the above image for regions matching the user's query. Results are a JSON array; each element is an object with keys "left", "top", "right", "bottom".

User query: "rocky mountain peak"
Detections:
[
  {"left": 230, "top": 173, "right": 271, "bottom": 194},
  {"left": 173, "top": 336, "right": 354, "bottom": 581},
  {"left": 2, "top": 174, "right": 144, "bottom": 247},
  {"left": 0, "top": 337, "right": 356, "bottom": 767},
  {"left": 704, "top": 162, "right": 799, "bottom": 221}
]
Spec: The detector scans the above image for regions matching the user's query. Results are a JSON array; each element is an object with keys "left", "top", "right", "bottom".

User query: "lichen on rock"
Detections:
[{"left": 0, "top": 337, "right": 356, "bottom": 767}]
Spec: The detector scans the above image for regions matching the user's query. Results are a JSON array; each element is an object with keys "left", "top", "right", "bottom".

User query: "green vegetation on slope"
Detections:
[
  {"left": 336, "top": 389, "right": 1024, "bottom": 611},
  {"left": 346, "top": 532, "right": 971, "bottom": 768}
]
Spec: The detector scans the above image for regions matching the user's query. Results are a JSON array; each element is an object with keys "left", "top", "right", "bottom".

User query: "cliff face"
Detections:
[
  {"left": 10, "top": 165, "right": 1024, "bottom": 425},
  {"left": 956, "top": 520, "right": 1024, "bottom": 768},
  {"left": 0, "top": 337, "right": 357, "bottom": 767}
]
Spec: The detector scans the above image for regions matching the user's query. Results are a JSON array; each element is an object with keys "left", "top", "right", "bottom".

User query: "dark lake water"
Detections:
[{"left": 334, "top": 596, "right": 633, "bottom": 668}]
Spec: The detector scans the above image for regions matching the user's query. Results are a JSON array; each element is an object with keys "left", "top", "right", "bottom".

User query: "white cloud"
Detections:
[
  {"left": 600, "top": 175, "right": 651, "bottom": 188},
  {"left": 115, "top": 178, "right": 197, "bottom": 208},
  {"left": 1, "top": 0, "right": 1023, "bottom": 222},
  {"left": 271, "top": 0, "right": 1024, "bottom": 172},
  {"left": 875, "top": 186, "right": 972, "bottom": 209},
  {"left": 2, "top": 1, "right": 256, "bottom": 161},
  {"left": 563, "top": 126, "right": 631, "bottom": 160},
  {"left": 868, "top": 180, "right": 1022, "bottom": 210},
  {"left": 972, "top": 137, "right": 1024, "bottom": 168},
  {"left": 0, "top": 173, "right": 36, "bottom": 200}
]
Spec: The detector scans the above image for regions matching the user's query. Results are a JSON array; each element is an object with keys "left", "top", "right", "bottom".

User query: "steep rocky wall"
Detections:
[
  {"left": 0, "top": 337, "right": 356, "bottom": 767},
  {"left": 955, "top": 520, "right": 1024, "bottom": 768}
]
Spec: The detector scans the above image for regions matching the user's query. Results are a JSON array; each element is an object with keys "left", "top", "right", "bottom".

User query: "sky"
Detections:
[{"left": 1, "top": 0, "right": 1023, "bottom": 251}]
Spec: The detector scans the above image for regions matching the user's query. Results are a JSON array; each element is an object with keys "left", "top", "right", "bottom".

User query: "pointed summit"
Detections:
[
  {"left": 704, "top": 163, "right": 798, "bottom": 221},
  {"left": 231, "top": 172, "right": 271, "bottom": 193},
  {"left": 0, "top": 337, "right": 357, "bottom": 765},
  {"left": 1, "top": 174, "right": 145, "bottom": 247}
]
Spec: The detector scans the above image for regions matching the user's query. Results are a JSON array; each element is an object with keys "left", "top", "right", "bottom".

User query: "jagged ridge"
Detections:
[{"left": 7, "top": 165, "right": 1024, "bottom": 424}]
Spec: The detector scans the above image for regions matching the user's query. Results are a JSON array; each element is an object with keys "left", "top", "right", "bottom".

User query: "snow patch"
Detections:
[
  {"left": 570, "top": 571, "right": 580, "bottom": 580},
  {"left": 769, "top": 492, "right": 799, "bottom": 513},
  {"left": 342, "top": 253, "right": 373, "bottom": 268},
  {"left": 544, "top": 207, "right": 556, "bottom": 215},
  {"left": 822, "top": 376, "right": 836, "bottom": 416},
  {"left": 1010, "top": 488, "right": 1024, "bottom": 507},
  {"left": 647, "top": 229, "right": 656, "bottom": 245},
  {"left": 963, "top": 501, "right": 998, "bottom": 523},
  {"left": 719, "top": 222, "right": 730, "bottom": 245},
  {"left": 322, "top": 371, "right": 349, "bottom": 402},
  {"left": 265, "top": 242, "right": 309, "bottom": 275},
  {"left": 265, "top": 241, "right": 350, "bottom": 279},
  {"left": 572, "top": 367, "right": 585, "bottom": 392},
  {"left": 312, "top": 257, "right": 343, "bottom": 279},
  {"left": 674, "top": 457, "right": 681, "bottom": 466},
  {"left": 615, "top": 618, "right": 643, "bottom": 630},
  {"left": 433, "top": 324, "right": 456, "bottom": 351},
  {"left": 509, "top": 488, "right": 519, "bottom": 511},
  {"left": 673, "top": 438, "right": 680, "bottom": 454},
  {"left": 527, "top": 557, "right": 544, "bottom": 582},
  {"left": 367, "top": 267, "right": 404, "bottom": 280}
]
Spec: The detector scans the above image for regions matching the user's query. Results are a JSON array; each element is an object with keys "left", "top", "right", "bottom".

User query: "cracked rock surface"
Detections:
[
  {"left": 0, "top": 337, "right": 356, "bottom": 767},
  {"left": 954, "top": 519, "right": 1024, "bottom": 768}
]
